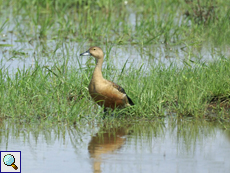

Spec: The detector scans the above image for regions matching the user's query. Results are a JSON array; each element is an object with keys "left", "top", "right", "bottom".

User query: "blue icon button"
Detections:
[{"left": 3, "top": 154, "right": 18, "bottom": 170}]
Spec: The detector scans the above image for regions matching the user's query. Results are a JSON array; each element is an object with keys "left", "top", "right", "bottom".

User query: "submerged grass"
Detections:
[
  {"left": 1, "top": 116, "right": 230, "bottom": 151},
  {"left": 0, "top": 0, "right": 229, "bottom": 46}
]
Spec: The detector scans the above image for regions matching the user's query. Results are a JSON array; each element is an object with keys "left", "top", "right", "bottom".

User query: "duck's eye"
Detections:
[{"left": 93, "top": 48, "right": 96, "bottom": 50}]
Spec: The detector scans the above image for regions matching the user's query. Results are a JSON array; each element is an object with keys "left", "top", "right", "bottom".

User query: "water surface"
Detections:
[{"left": 1, "top": 118, "right": 230, "bottom": 173}]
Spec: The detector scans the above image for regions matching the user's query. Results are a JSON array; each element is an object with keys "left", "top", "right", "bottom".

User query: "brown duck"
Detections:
[{"left": 80, "top": 46, "right": 134, "bottom": 111}]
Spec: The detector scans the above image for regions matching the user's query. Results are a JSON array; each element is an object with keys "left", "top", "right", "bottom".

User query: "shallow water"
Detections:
[
  {"left": 1, "top": 18, "right": 230, "bottom": 73},
  {"left": 1, "top": 33, "right": 229, "bottom": 75},
  {"left": 1, "top": 2, "right": 230, "bottom": 73},
  {"left": 1, "top": 118, "right": 230, "bottom": 173}
]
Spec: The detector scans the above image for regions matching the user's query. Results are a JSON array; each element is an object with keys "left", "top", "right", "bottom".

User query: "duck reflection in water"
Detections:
[{"left": 88, "top": 125, "right": 131, "bottom": 173}]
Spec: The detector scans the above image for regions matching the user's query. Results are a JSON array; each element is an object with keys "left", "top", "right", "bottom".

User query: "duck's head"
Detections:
[{"left": 80, "top": 46, "right": 104, "bottom": 59}]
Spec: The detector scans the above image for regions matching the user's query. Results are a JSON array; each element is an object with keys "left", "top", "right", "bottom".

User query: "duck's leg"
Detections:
[
  {"left": 102, "top": 108, "right": 115, "bottom": 119},
  {"left": 102, "top": 108, "right": 107, "bottom": 119},
  {"left": 104, "top": 108, "right": 107, "bottom": 113}
]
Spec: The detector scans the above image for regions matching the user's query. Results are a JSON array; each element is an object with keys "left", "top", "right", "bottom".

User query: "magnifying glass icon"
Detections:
[{"left": 3, "top": 154, "right": 18, "bottom": 170}]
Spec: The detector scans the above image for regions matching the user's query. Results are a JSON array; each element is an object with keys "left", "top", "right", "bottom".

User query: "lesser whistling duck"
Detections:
[{"left": 80, "top": 46, "right": 134, "bottom": 111}]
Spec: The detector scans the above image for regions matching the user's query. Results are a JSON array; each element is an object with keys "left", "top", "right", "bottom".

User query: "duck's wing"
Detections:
[
  {"left": 108, "top": 81, "right": 126, "bottom": 94},
  {"left": 107, "top": 80, "right": 134, "bottom": 105}
]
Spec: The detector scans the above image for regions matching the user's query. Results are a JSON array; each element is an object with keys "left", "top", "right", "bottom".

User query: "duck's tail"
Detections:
[{"left": 127, "top": 95, "right": 134, "bottom": 106}]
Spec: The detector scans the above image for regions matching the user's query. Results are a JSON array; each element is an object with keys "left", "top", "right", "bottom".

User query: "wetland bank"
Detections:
[{"left": 0, "top": 0, "right": 230, "bottom": 172}]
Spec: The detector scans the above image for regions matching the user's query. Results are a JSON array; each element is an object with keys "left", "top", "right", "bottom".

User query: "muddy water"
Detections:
[{"left": 0, "top": 118, "right": 230, "bottom": 173}]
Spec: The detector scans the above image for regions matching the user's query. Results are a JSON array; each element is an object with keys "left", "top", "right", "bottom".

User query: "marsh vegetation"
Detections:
[
  {"left": 0, "top": 0, "right": 230, "bottom": 122},
  {"left": 1, "top": 1, "right": 230, "bottom": 172}
]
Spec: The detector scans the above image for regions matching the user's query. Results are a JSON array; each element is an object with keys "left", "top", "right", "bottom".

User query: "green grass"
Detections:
[{"left": 0, "top": 52, "right": 230, "bottom": 121}]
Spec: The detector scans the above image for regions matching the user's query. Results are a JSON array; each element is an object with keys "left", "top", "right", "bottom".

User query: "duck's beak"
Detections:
[{"left": 80, "top": 50, "right": 91, "bottom": 56}]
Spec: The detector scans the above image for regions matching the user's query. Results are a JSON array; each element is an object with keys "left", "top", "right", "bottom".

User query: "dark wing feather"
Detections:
[
  {"left": 108, "top": 81, "right": 126, "bottom": 94},
  {"left": 108, "top": 81, "right": 134, "bottom": 105}
]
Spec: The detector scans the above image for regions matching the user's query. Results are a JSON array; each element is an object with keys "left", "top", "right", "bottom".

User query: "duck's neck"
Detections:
[{"left": 92, "top": 58, "right": 104, "bottom": 80}]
